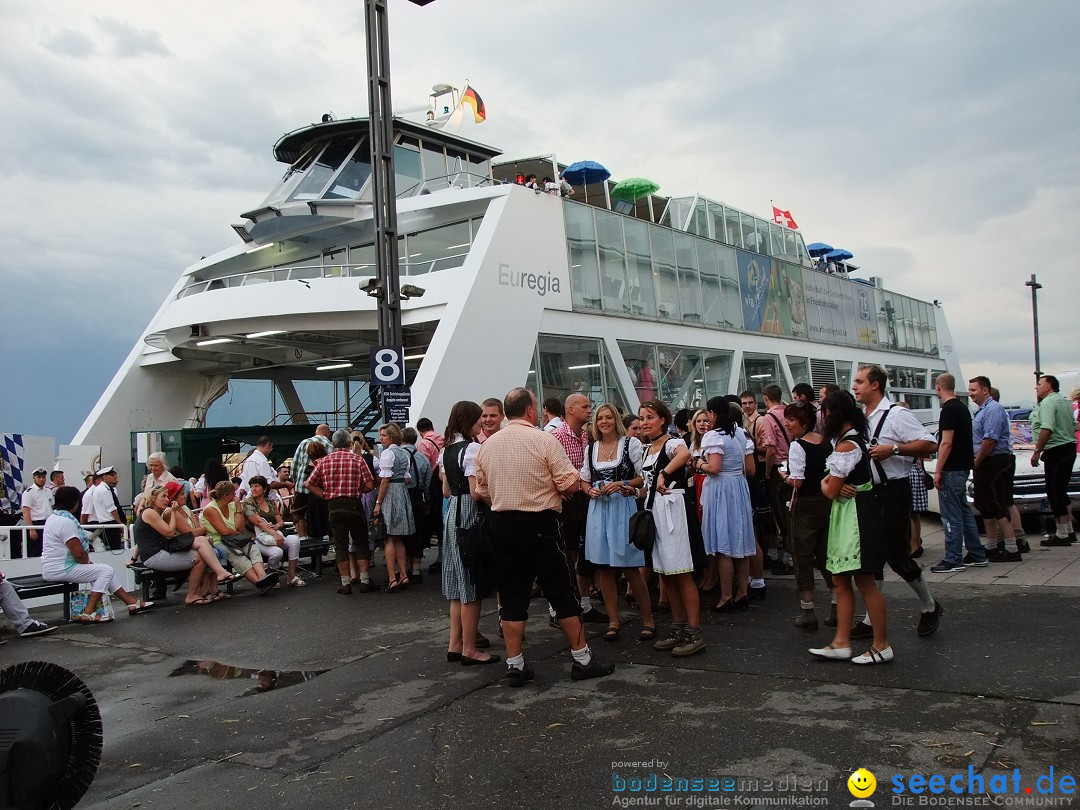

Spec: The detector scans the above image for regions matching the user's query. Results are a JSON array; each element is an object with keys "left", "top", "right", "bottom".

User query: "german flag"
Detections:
[{"left": 461, "top": 85, "right": 486, "bottom": 123}]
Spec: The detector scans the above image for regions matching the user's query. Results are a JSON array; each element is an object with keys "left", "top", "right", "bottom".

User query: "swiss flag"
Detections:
[{"left": 772, "top": 206, "right": 798, "bottom": 230}]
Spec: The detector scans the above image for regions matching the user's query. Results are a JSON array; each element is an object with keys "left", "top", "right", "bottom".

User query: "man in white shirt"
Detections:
[
  {"left": 542, "top": 397, "right": 565, "bottom": 434},
  {"left": 85, "top": 466, "right": 126, "bottom": 551},
  {"left": 851, "top": 365, "right": 942, "bottom": 637},
  {"left": 239, "top": 436, "right": 288, "bottom": 499},
  {"left": 18, "top": 467, "right": 53, "bottom": 558}
]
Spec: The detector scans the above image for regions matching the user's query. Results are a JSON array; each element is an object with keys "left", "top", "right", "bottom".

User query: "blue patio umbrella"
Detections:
[
  {"left": 825, "top": 248, "right": 853, "bottom": 261},
  {"left": 561, "top": 160, "right": 611, "bottom": 202},
  {"left": 806, "top": 242, "right": 833, "bottom": 257}
]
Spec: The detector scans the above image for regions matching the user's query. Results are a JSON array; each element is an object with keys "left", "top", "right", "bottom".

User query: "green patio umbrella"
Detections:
[{"left": 611, "top": 177, "right": 660, "bottom": 201}]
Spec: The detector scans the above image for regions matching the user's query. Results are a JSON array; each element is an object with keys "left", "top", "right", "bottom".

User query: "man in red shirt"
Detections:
[
  {"left": 476, "top": 398, "right": 505, "bottom": 443},
  {"left": 305, "top": 429, "right": 376, "bottom": 594}
]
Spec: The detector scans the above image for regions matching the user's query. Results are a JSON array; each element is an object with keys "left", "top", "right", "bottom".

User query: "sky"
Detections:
[{"left": 3, "top": 0, "right": 1079, "bottom": 444}]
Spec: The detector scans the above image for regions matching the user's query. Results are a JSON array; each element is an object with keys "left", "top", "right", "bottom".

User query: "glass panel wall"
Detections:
[
  {"left": 620, "top": 342, "right": 734, "bottom": 408},
  {"left": 421, "top": 141, "right": 447, "bottom": 184},
  {"left": 742, "top": 213, "right": 765, "bottom": 254},
  {"left": 404, "top": 220, "right": 471, "bottom": 275},
  {"left": 674, "top": 233, "right": 702, "bottom": 323},
  {"left": 836, "top": 361, "right": 852, "bottom": 392},
  {"left": 649, "top": 225, "right": 680, "bottom": 321},
  {"left": 565, "top": 203, "right": 602, "bottom": 310},
  {"left": 716, "top": 245, "right": 742, "bottom": 329},
  {"left": 738, "top": 352, "right": 782, "bottom": 402},
  {"left": 595, "top": 211, "right": 630, "bottom": 314},
  {"left": 725, "top": 207, "right": 744, "bottom": 249},
  {"left": 689, "top": 199, "right": 708, "bottom": 237},
  {"left": 621, "top": 342, "right": 659, "bottom": 403},
  {"left": 657, "top": 345, "right": 705, "bottom": 411},
  {"left": 696, "top": 241, "right": 723, "bottom": 328},
  {"left": 707, "top": 201, "right": 727, "bottom": 243},
  {"left": 624, "top": 219, "right": 657, "bottom": 317},
  {"left": 289, "top": 137, "right": 359, "bottom": 201},
  {"left": 535, "top": 335, "right": 627, "bottom": 413},
  {"left": 787, "top": 356, "right": 810, "bottom": 385}
]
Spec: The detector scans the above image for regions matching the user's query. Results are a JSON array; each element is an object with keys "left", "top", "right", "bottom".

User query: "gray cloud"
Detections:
[
  {"left": 95, "top": 17, "right": 171, "bottom": 58},
  {"left": 40, "top": 28, "right": 95, "bottom": 58}
]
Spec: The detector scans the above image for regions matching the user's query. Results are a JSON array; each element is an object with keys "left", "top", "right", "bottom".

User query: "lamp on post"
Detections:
[
  {"left": 365, "top": 0, "right": 436, "bottom": 421},
  {"left": 1025, "top": 274, "right": 1043, "bottom": 382}
]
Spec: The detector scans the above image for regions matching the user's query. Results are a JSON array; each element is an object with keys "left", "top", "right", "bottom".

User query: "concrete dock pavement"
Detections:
[{"left": 0, "top": 518, "right": 1076, "bottom": 809}]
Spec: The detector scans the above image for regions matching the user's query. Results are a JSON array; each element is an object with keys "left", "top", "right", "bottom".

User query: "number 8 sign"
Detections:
[{"left": 369, "top": 346, "right": 406, "bottom": 386}]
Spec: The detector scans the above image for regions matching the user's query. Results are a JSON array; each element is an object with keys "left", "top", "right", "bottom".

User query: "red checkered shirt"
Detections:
[
  {"left": 551, "top": 421, "right": 588, "bottom": 469},
  {"left": 305, "top": 449, "right": 374, "bottom": 499}
]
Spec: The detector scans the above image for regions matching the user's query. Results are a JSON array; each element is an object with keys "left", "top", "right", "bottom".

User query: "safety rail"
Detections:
[
  {"left": 1, "top": 522, "right": 131, "bottom": 561},
  {"left": 175, "top": 253, "right": 470, "bottom": 300}
]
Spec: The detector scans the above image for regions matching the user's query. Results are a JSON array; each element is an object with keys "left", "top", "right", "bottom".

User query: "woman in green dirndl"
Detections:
[{"left": 809, "top": 391, "right": 892, "bottom": 665}]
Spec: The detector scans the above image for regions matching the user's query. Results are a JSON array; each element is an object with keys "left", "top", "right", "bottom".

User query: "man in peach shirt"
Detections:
[{"left": 475, "top": 387, "right": 614, "bottom": 687}]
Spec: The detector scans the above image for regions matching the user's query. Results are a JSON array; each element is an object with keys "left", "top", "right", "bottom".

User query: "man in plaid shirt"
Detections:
[
  {"left": 550, "top": 394, "right": 606, "bottom": 623},
  {"left": 305, "top": 429, "right": 376, "bottom": 594},
  {"left": 290, "top": 425, "right": 333, "bottom": 541}
]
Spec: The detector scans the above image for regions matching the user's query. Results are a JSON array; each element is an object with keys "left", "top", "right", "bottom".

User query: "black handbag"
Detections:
[
  {"left": 222, "top": 531, "right": 255, "bottom": 552},
  {"left": 628, "top": 444, "right": 666, "bottom": 553},
  {"left": 368, "top": 516, "right": 387, "bottom": 544},
  {"left": 164, "top": 531, "right": 195, "bottom": 553}
]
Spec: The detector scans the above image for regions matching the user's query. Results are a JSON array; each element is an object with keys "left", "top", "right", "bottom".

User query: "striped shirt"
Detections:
[
  {"left": 475, "top": 420, "right": 579, "bottom": 513},
  {"left": 306, "top": 449, "right": 374, "bottom": 500},
  {"left": 291, "top": 435, "right": 334, "bottom": 494}
]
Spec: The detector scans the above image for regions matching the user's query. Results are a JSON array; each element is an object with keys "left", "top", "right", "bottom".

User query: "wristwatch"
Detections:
[{"left": 892, "top": 445, "right": 901, "bottom": 456}]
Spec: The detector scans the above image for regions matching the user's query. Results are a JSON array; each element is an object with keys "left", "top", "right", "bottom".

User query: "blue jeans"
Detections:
[{"left": 939, "top": 470, "right": 985, "bottom": 563}]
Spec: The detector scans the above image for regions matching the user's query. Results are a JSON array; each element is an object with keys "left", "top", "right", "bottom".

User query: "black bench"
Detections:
[
  {"left": 130, "top": 564, "right": 236, "bottom": 601},
  {"left": 8, "top": 575, "right": 77, "bottom": 622},
  {"left": 297, "top": 536, "right": 331, "bottom": 576}
]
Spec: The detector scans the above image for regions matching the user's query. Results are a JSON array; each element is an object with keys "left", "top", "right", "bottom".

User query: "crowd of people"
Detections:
[{"left": 4, "top": 369, "right": 1078, "bottom": 681}]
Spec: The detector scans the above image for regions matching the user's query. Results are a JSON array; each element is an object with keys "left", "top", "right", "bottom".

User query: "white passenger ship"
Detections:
[{"left": 75, "top": 101, "right": 962, "bottom": 470}]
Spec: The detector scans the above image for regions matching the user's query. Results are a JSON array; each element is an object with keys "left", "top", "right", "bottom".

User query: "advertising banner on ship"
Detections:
[
  {"left": 737, "top": 251, "right": 806, "bottom": 337},
  {"left": 801, "top": 273, "right": 878, "bottom": 347}
]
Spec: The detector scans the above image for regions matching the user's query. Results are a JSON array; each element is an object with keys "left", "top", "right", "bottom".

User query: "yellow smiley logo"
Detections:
[{"left": 848, "top": 768, "right": 877, "bottom": 798}]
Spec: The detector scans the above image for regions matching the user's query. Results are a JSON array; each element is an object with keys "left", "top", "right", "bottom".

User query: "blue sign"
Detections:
[{"left": 369, "top": 346, "right": 405, "bottom": 386}]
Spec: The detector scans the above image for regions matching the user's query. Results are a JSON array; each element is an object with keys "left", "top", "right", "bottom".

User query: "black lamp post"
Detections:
[
  {"left": 1025, "top": 274, "right": 1042, "bottom": 381},
  {"left": 364, "top": 0, "right": 434, "bottom": 420}
]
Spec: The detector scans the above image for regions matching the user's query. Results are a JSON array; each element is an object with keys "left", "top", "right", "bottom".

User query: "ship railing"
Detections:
[
  {"left": 176, "top": 253, "right": 471, "bottom": 299},
  {"left": 397, "top": 171, "right": 496, "bottom": 197}
]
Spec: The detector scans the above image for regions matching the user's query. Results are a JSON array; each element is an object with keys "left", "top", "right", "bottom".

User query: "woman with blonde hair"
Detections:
[
  {"left": 373, "top": 423, "right": 415, "bottom": 591},
  {"left": 580, "top": 403, "right": 654, "bottom": 641}
]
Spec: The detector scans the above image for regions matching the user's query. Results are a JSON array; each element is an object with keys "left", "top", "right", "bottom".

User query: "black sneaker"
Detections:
[
  {"left": 930, "top": 559, "right": 965, "bottom": 573},
  {"left": 1016, "top": 538, "right": 1031, "bottom": 554},
  {"left": 986, "top": 547, "right": 1022, "bottom": 562},
  {"left": 570, "top": 657, "right": 615, "bottom": 681},
  {"left": 427, "top": 561, "right": 441, "bottom": 575},
  {"left": 506, "top": 664, "right": 535, "bottom": 687},
  {"left": 580, "top": 607, "right": 609, "bottom": 624},
  {"left": 256, "top": 571, "right": 281, "bottom": 593},
  {"left": 850, "top": 622, "right": 874, "bottom": 639},
  {"left": 962, "top": 553, "right": 989, "bottom": 567},
  {"left": 770, "top": 560, "right": 795, "bottom": 576},
  {"left": 917, "top": 600, "right": 943, "bottom": 636},
  {"left": 20, "top": 620, "right": 58, "bottom": 638},
  {"left": 1041, "top": 535, "right": 1075, "bottom": 547}
]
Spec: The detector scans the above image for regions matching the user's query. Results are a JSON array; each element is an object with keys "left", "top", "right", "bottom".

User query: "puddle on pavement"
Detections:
[{"left": 169, "top": 659, "right": 328, "bottom": 696}]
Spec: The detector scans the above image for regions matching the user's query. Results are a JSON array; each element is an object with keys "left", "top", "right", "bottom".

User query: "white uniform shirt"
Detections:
[
  {"left": 86, "top": 482, "right": 120, "bottom": 523},
  {"left": 864, "top": 399, "right": 935, "bottom": 483},
  {"left": 543, "top": 416, "right": 564, "bottom": 435},
  {"left": 240, "top": 449, "right": 276, "bottom": 497},
  {"left": 20, "top": 484, "right": 53, "bottom": 520}
]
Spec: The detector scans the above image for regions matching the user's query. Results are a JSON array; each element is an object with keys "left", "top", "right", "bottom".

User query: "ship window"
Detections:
[
  {"left": 657, "top": 345, "right": 705, "bottom": 412},
  {"left": 620, "top": 342, "right": 659, "bottom": 404},
  {"left": 702, "top": 350, "right": 734, "bottom": 402},
  {"left": 536, "top": 336, "right": 603, "bottom": 407},
  {"left": 738, "top": 352, "right": 782, "bottom": 401},
  {"left": 323, "top": 138, "right": 371, "bottom": 200},
  {"left": 787, "top": 356, "right": 810, "bottom": 386},
  {"left": 288, "top": 137, "right": 360, "bottom": 201},
  {"left": 716, "top": 245, "right": 742, "bottom": 329},
  {"left": 742, "top": 214, "right": 765, "bottom": 254},
  {"left": 696, "top": 241, "right": 723, "bottom": 328},
  {"left": 674, "top": 233, "right": 701, "bottom": 324},
  {"left": 349, "top": 243, "right": 376, "bottom": 276},
  {"left": 768, "top": 224, "right": 784, "bottom": 258},
  {"left": 467, "top": 153, "right": 490, "bottom": 184},
  {"left": 836, "top": 361, "right": 853, "bottom": 391},
  {"left": 394, "top": 138, "right": 422, "bottom": 197},
  {"left": 596, "top": 211, "right": 629, "bottom": 314},
  {"left": 446, "top": 148, "right": 470, "bottom": 186},
  {"left": 783, "top": 229, "right": 799, "bottom": 262},
  {"left": 649, "top": 225, "right": 680, "bottom": 321},
  {"left": 421, "top": 141, "right": 448, "bottom": 186},
  {"left": 405, "top": 220, "right": 471, "bottom": 275},
  {"left": 565, "top": 204, "right": 602, "bottom": 310},
  {"left": 724, "top": 207, "right": 743, "bottom": 249},
  {"left": 688, "top": 199, "right": 708, "bottom": 237},
  {"left": 707, "top": 201, "right": 727, "bottom": 243},
  {"left": 623, "top": 219, "right": 656, "bottom": 317}
]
